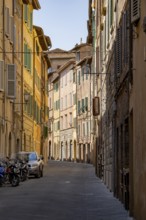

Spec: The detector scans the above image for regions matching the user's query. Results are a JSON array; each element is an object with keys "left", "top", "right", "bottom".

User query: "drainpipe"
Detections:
[
  {"left": 2, "top": 0, "right": 6, "bottom": 156},
  {"left": 129, "top": 0, "right": 134, "bottom": 216},
  {"left": 21, "top": 3, "right": 24, "bottom": 151}
]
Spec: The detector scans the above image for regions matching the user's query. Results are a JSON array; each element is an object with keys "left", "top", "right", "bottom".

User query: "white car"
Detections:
[{"left": 16, "top": 151, "right": 44, "bottom": 178}]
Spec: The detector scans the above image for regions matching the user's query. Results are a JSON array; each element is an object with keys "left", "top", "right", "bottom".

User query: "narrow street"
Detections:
[{"left": 0, "top": 161, "right": 133, "bottom": 220}]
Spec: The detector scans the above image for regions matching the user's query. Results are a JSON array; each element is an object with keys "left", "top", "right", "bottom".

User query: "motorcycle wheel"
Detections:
[
  {"left": 0, "top": 178, "right": 3, "bottom": 186},
  {"left": 11, "top": 176, "right": 19, "bottom": 187}
]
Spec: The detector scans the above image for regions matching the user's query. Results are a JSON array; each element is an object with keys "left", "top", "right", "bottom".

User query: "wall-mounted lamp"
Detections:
[
  {"left": 24, "top": 93, "right": 30, "bottom": 104},
  {"left": 11, "top": 92, "right": 30, "bottom": 105}
]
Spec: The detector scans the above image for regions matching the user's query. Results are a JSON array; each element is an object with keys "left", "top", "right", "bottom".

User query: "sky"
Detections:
[{"left": 33, "top": 0, "right": 89, "bottom": 51}]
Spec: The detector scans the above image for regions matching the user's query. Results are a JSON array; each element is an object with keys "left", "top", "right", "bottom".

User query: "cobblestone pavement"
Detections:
[{"left": 0, "top": 160, "right": 134, "bottom": 220}]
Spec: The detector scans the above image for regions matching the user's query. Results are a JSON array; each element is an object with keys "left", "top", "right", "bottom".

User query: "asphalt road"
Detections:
[{"left": 0, "top": 160, "right": 133, "bottom": 220}]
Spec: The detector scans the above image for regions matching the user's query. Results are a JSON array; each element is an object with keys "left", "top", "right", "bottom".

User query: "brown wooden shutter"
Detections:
[
  {"left": 93, "top": 97, "right": 100, "bottom": 116},
  {"left": 131, "top": 0, "right": 140, "bottom": 24}
]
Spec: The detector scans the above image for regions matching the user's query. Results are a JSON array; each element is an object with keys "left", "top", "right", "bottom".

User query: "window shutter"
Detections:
[
  {"left": 78, "top": 100, "right": 80, "bottom": 114},
  {"left": 116, "top": 27, "right": 122, "bottom": 75},
  {"left": 131, "top": 0, "right": 140, "bottom": 24},
  {"left": 78, "top": 71, "right": 80, "bottom": 85},
  {"left": 7, "top": 64, "right": 16, "bottom": 98},
  {"left": 24, "top": 43, "right": 27, "bottom": 67},
  {"left": 24, "top": 5, "right": 28, "bottom": 23},
  {"left": 82, "top": 99, "right": 84, "bottom": 112},
  {"left": 10, "top": 16, "right": 14, "bottom": 44},
  {"left": 30, "top": 12, "right": 32, "bottom": 31},
  {"left": 0, "top": 60, "right": 4, "bottom": 91},
  {"left": 28, "top": 48, "right": 31, "bottom": 71},
  {"left": 85, "top": 97, "right": 88, "bottom": 110},
  {"left": 125, "top": 10, "right": 129, "bottom": 65},
  {"left": 14, "top": 25, "right": 16, "bottom": 51},
  {"left": 5, "top": 7, "right": 9, "bottom": 37},
  {"left": 73, "top": 117, "right": 76, "bottom": 128},
  {"left": 93, "top": 97, "right": 100, "bottom": 116}
]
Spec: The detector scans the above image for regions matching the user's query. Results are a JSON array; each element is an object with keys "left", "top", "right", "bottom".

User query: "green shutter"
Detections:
[
  {"left": 78, "top": 71, "right": 80, "bottom": 85},
  {"left": 24, "top": 43, "right": 27, "bottom": 67},
  {"left": 78, "top": 100, "right": 80, "bottom": 114},
  {"left": 24, "top": 5, "right": 28, "bottom": 23},
  {"left": 82, "top": 99, "right": 84, "bottom": 112},
  {"left": 85, "top": 97, "right": 88, "bottom": 111},
  {"left": 30, "top": 12, "right": 32, "bottom": 31}
]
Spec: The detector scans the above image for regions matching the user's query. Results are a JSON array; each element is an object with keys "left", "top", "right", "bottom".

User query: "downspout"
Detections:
[
  {"left": 21, "top": 3, "right": 24, "bottom": 151},
  {"left": 2, "top": 0, "right": 5, "bottom": 130},
  {"left": 129, "top": 0, "right": 134, "bottom": 216}
]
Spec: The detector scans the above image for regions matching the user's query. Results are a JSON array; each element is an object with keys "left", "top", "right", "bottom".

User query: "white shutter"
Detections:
[
  {"left": 0, "top": 60, "right": 4, "bottom": 91},
  {"left": 7, "top": 64, "right": 16, "bottom": 98},
  {"left": 131, "top": 0, "right": 140, "bottom": 24}
]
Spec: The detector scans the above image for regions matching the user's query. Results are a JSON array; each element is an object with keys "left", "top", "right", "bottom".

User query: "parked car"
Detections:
[{"left": 15, "top": 151, "right": 44, "bottom": 178}]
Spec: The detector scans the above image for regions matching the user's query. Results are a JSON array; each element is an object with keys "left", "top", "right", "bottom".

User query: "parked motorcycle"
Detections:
[
  {"left": 0, "top": 161, "right": 5, "bottom": 186},
  {"left": 19, "top": 160, "right": 29, "bottom": 182},
  {"left": 5, "top": 160, "right": 20, "bottom": 187}
]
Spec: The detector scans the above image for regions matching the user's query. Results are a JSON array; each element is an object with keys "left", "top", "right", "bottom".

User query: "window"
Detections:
[
  {"left": 86, "top": 121, "right": 89, "bottom": 135},
  {"left": 78, "top": 125, "right": 80, "bottom": 136},
  {"left": 131, "top": 0, "right": 140, "bottom": 24},
  {"left": 73, "top": 93, "right": 76, "bottom": 105},
  {"left": 78, "top": 100, "right": 80, "bottom": 114},
  {"left": 82, "top": 99, "right": 84, "bottom": 112},
  {"left": 5, "top": 7, "right": 9, "bottom": 37},
  {"left": 65, "top": 114, "right": 67, "bottom": 129},
  {"left": 7, "top": 64, "right": 16, "bottom": 98},
  {"left": 83, "top": 123, "right": 85, "bottom": 136},
  {"left": 73, "top": 72, "right": 76, "bottom": 83},
  {"left": 24, "top": 43, "right": 32, "bottom": 72},
  {"left": 36, "top": 41, "right": 39, "bottom": 56},
  {"left": 65, "top": 95, "right": 67, "bottom": 108},
  {"left": 49, "top": 98, "right": 52, "bottom": 109},
  {"left": 81, "top": 67, "right": 84, "bottom": 81},
  {"left": 65, "top": 74, "right": 67, "bottom": 85},
  {"left": 61, "top": 77, "right": 63, "bottom": 88},
  {"left": 60, "top": 116, "right": 63, "bottom": 130},
  {"left": 70, "top": 92, "right": 72, "bottom": 106},
  {"left": 76, "top": 51, "right": 80, "bottom": 61},
  {"left": 24, "top": 5, "right": 28, "bottom": 23},
  {"left": 0, "top": 60, "right": 4, "bottom": 91},
  {"left": 85, "top": 97, "right": 88, "bottom": 111},
  {"left": 70, "top": 71, "right": 73, "bottom": 82},
  {"left": 69, "top": 113, "right": 72, "bottom": 126},
  {"left": 78, "top": 70, "right": 80, "bottom": 85},
  {"left": 61, "top": 97, "right": 63, "bottom": 110}
]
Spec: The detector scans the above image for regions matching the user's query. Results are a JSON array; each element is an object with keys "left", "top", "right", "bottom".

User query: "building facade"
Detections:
[
  {"left": 0, "top": 0, "right": 51, "bottom": 162},
  {"left": 59, "top": 60, "right": 76, "bottom": 161}
]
